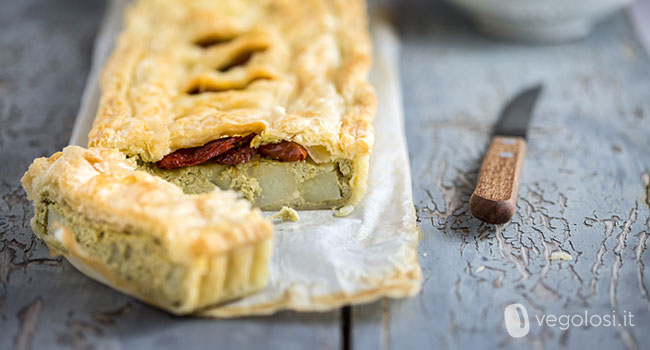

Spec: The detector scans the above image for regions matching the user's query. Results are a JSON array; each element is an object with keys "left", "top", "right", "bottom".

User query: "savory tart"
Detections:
[
  {"left": 88, "top": 0, "right": 377, "bottom": 210},
  {"left": 21, "top": 146, "right": 273, "bottom": 314}
]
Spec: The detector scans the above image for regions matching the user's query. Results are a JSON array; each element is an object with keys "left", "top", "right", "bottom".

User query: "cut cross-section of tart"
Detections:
[
  {"left": 88, "top": 0, "right": 377, "bottom": 210},
  {"left": 21, "top": 146, "right": 273, "bottom": 315}
]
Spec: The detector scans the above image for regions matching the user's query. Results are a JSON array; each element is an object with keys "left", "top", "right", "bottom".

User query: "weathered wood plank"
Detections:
[
  {"left": 4, "top": 0, "right": 650, "bottom": 349},
  {"left": 0, "top": 1, "right": 341, "bottom": 349},
  {"left": 354, "top": 1, "right": 650, "bottom": 349}
]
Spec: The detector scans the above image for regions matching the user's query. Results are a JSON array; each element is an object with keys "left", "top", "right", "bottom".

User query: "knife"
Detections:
[{"left": 469, "top": 85, "right": 543, "bottom": 224}]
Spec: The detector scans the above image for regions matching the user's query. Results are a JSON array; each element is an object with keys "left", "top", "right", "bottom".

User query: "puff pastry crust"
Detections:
[
  {"left": 88, "top": 0, "right": 376, "bottom": 164},
  {"left": 21, "top": 146, "right": 273, "bottom": 314}
]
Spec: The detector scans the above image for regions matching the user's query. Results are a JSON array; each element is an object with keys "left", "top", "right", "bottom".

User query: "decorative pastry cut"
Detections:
[
  {"left": 186, "top": 76, "right": 271, "bottom": 95},
  {"left": 194, "top": 35, "right": 236, "bottom": 49},
  {"left": 218, "top": 47, "right": 268, "bottom": 73},
  {"left": 21, "top": 146, "right": 273, "bottom": 315},
  {"left": 88, "top": 0, "right": 377, "bottom": 210}
]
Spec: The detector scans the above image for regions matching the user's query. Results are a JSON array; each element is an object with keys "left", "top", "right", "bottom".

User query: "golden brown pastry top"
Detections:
[
  {"left": 21, "top": 146, "right": 273, "bottom": 262},
  {"left": 89, "top": 0, "right": 376, "bottom": 163}
]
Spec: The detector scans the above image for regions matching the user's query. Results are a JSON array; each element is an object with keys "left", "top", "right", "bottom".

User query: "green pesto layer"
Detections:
[
  {"left": 31, "top": 196, "right": 189, "bottom": 309},
  {"left": 139, "top": 157, "right": 353, "bottom": 210},
  {"left": 30, "top": 196, "right": 268, "bottom": 312}
]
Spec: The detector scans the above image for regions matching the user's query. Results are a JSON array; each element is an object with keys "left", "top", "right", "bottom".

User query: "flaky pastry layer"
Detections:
[
  {"left": 21, "top": 146, "right": 273, "bottom": 314},
  {"left": 89, "top": 0, "right": 376, "bottom": 163}
]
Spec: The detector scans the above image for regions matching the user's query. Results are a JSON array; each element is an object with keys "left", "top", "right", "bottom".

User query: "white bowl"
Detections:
[{"left": 445, "top": 0, "right": 633, "bottom": 42}]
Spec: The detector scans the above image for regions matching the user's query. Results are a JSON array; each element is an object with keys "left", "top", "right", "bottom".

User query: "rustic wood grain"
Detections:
[
  {"left": 353, "top": 1, "right": 650, "bottom": 349},
  {"left": 470, "top": 136, "right": 526, "bottom": 224},
  {"left": 0, "top": 1, "right": 341, "bottom": 349}
]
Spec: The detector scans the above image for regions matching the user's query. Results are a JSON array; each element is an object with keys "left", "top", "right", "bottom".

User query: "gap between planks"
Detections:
[{"left": 342, "top": 306, "right": 351, "bottom": 350}]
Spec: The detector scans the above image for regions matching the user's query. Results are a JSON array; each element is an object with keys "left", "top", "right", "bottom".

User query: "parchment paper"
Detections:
[{"left": 70, "top": 0, "right": 422, "bottom": 317}]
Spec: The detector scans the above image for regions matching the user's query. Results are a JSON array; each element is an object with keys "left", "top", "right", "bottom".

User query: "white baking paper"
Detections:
[{"left": 70, "top": 0, "right": 422, "bottom": 317}]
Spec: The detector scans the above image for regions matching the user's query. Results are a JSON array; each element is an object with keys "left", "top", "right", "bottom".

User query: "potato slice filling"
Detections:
[{"left": 141, "top": 157, "right": 353, "bottom": 210}]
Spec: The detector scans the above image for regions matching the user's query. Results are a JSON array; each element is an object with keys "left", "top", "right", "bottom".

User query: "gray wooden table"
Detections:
[{"left": 1, "top": 0, "right": 649, "bottom": 349}]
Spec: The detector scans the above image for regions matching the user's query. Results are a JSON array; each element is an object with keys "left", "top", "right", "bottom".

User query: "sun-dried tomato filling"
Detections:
[{"left": 156, "top": 135, "right": 308, "bottom": 169}]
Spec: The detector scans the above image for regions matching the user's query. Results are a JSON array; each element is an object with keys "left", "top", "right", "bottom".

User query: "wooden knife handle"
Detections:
[{"left": 470, "top": 136, "right": 526, "bottom": 224}]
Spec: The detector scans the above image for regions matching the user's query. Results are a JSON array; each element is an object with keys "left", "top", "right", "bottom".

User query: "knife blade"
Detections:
[{"left": 469, "top": 84, "right": 543, "bottom": 224}]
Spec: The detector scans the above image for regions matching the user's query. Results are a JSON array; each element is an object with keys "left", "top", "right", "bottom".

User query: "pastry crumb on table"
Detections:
[
  {"left": 271, "top": 206, "right": 300, "bottom": 222},
  {"left": 549, "top": 251, "right": 573, "bottom": 261},
  {"left": 334, "top": 205, "right": 354, "bottom": 217}
]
